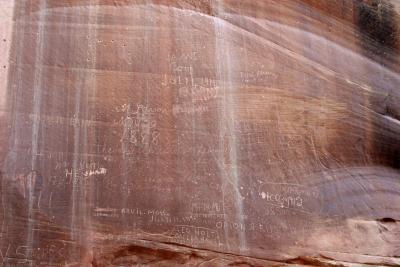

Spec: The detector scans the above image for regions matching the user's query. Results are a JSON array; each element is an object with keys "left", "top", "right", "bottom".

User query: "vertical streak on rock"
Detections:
[
  {"left": 5, "top": 0, "right": 25, "bottom": 231},
  {"left": 121, "top": 102, "right": 129, "bottom": 228},
  {"left": 144, "top": 2, "right": 151, "bottom": 154},
  {"left": 189, "top": 25, "right": 198, "bottom": 195},
  {"left": 0, "top": 0, "right": 14, "bottom": 113},
  {"left": 71, "top": 1, "right": 99, "bottom": 258},
  {"left": 28, "top": 1, "right": 47, "bottom": 265},
  {"left": 120, "top": 3, "right": 129, "bottom": 224},
  {"left": 213, "top": 4, "right": 228, "bottom": 251},
  {"left": 84, "top": 0, "right": 99, "bottom": 260},
  {"left": 71, "top": 46, "right": 81, "bottom": 247},
  {"left": 213, "top": 1, "right": 247, "bottom": 252},
  {"left": 0, "top": 0, "right": 15, "bottom": 254}
]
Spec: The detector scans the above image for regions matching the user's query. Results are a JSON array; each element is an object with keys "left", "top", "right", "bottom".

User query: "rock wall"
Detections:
[{"left": 0, "top": 1, "right": 399, "bottom": 266}]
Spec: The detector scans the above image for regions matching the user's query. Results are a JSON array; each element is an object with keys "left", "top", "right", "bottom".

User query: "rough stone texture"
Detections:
[{"left": 0, "top": 0, "right": 400, "bottom": 266}]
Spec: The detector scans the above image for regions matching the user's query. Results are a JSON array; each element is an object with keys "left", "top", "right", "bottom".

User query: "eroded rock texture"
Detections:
[{"left": 0, "top": 0, "right": 400, "bottom": 266}]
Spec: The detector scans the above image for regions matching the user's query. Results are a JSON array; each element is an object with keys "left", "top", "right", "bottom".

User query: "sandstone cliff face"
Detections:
[{"left": 0, "top": 1, "right": 399, "bottom": 266}]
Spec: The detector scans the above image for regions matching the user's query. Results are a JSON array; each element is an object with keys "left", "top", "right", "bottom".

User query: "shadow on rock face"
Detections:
[
  {"left": 356, "top": 0, "right": 399, "bottom": 54},
  {"left": 356, "top": 0, "right": 400, "bottom": 170}
]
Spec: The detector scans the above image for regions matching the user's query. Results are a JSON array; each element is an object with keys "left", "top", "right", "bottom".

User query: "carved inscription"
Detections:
[
  {"left": 122, "top": 104, "right": 160, "bottom": 153},
  {"left": 170, "top": 225, "right": 220, "bottom": 246}
]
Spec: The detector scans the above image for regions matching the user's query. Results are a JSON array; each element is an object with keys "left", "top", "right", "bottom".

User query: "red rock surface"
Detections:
[{"left": 1, "top": 0, "right": 400, "bottom": 266}]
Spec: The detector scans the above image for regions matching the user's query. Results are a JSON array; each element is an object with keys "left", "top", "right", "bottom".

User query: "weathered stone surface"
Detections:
[{"left": 0, "top": 0, "right": 399, "bottom": 266}]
